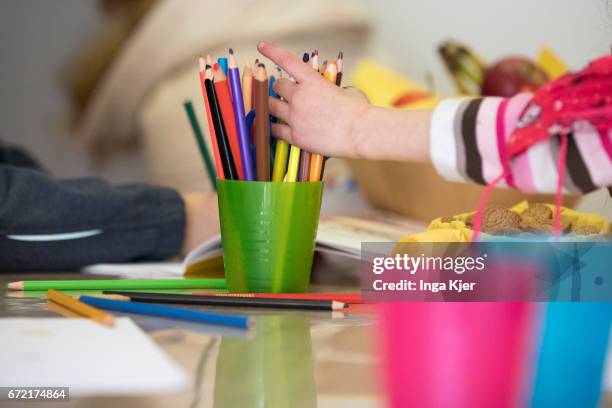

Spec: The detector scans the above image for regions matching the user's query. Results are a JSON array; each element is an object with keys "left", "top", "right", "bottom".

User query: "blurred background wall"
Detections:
[
  {"left": 0, "top": 0, "right": 148, "bottom": 182},
  {"left": 0, "top": 0, "right": 610, "bottom": 189}
]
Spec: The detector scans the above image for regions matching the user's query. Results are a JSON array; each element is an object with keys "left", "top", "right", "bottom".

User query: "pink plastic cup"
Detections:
[{"left": 376, "top": 302, "right": 536, "bottom": 408}]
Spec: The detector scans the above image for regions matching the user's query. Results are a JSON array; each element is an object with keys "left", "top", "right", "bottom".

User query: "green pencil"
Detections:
[
  {"left": 7, "top": 278, "right": 226, "bottom": 291},
  {"left": 184, "top": 99, "right": 217, "bottom": 190}
]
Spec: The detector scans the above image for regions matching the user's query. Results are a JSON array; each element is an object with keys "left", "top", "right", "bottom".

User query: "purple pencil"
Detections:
[{"left": 228, "top": 49, "right": 255, "bottom": 181}]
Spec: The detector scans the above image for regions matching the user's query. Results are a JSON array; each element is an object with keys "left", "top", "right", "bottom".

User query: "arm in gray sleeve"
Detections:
[{"left": 0, "top": 165, "right": 185, "bottom": 271}]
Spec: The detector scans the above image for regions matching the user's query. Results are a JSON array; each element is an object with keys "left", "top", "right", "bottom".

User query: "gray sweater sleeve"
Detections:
[{"left": 0, "top": 165, "right": 185, "bottom": 271}]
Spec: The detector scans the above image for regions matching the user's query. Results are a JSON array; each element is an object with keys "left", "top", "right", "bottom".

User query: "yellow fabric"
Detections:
[
  {"left": 537, "top": 47, "right": 568, "bottom": 79},
  {"left": 350, "top": 59, "right": 440, "bottom": 109},
  {"left": 400, "top": 201, "right": 610, "bottom": 242}
]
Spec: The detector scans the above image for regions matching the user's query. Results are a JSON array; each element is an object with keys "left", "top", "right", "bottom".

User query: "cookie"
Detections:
[
  {"left": 571, "top": 225, "right": 599, "bottom": 236},
  {"left": 482, "top": 207, "right": 522, "bottom": 234},
  {"left": 521, "top": 203, "right": 553, "bottom": 221}
]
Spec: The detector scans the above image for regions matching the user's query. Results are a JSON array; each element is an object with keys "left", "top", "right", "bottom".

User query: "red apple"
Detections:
[{"left": 481, "top": 57, "right": 549, "bottom": 97}]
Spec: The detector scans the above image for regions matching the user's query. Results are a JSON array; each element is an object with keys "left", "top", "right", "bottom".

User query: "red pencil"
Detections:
[
  {"left": 198, "top": 57, "right": 224, "bottom": 179},
  {"left": 193, "top": 292, "right": 364, "bottom": 304},
  {"left": 213, "top": 63, "right": 245, "bottom": 180}
]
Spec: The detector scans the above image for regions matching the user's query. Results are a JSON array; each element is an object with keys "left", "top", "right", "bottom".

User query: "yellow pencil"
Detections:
[
  {"left": 272, "top": 139, "right": 289, "bottom": 181},
  {"left": 47, "top": 289, "right": 115, "bottom": 327},
  {"left": 286, "top": 145, "right": 301, "bottom": 182}
]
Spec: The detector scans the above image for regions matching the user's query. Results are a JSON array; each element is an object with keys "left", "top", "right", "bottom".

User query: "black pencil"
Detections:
[
  {"left": 204, "top": 66, "right": 238, "bottom": 180},
  {"left": 102, "top": 291, "right": 346, "bottom": 311}
]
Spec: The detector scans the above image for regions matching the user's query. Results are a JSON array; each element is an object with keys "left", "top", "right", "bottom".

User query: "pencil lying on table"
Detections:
[
  {"left": 79, "top": 295, "right": 251, "bottom": 329},
  {"left": 47, "top": 289, "right": 114, "bottom": 327},
  {"left": 8, "top": 278, "right": 227, "bottom": 291},
  {"left": 194, "top": 292, "right": 364, "bottom": 304},
  {"left": 102, "top": 291, "right": 347, "bottom": 311}
]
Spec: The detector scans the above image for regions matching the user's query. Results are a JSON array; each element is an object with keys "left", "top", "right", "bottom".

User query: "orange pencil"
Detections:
[
  {"left": 242, "top": 60, "right": 253, "bottom": 114},
  {"left": 309, "top": 62, "right": 337, "bottom": 181},
  {"left": 213, "top": 63, "right": 245, "bottom": 180},
  {"left": 198, "top": 57, "right": 224, "bottom": 179},
  {"left": 47, "top": 289, "right": 114, "bottom": 327}
]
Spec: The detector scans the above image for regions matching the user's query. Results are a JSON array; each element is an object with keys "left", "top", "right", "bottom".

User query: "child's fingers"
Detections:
[
  {"left": 272, "top": 78, "right": 297, "bottom": 102},
  {"left": 258, "top": 41, "right": 319, "bottom": 83},
  {"left": 269, "top": 97, "right": 290, "bottom": 123},
  {"left": 271, "top": 123, "right": 293, "bottom": 143}
]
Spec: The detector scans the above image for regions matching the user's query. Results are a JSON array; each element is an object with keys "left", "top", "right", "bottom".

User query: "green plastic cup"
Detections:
[{"left": 216, "top": 179, "right": 323, "bottom": 293}]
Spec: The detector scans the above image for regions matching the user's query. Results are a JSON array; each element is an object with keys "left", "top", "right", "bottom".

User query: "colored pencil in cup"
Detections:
[
  {"left": 285, "top": 145, "right": 301, "bottom": 182},
  {"left": 272, "top": 138, "right": 289, "bottom": 181},
  {"left": 335, "top": 51, "right": 343, "bottom": 86},
  {"left": 213, "top": 62, "right": 245, "bottom": 179},
  {"left": 47, "top": 289, "right": 114, "bottom": 326},
  {"left": 183, "top": 99, "right": 217, "bottom": 189},
  {"left": 217, "top": 57, "right": 228, "bottom": 75},
  {"left": 205, "top": 65, "right": 238, "bottom": 180},
  {"left": 198, "top": 57, "right": 224, "bottom": 179},
  {"left": 309, "top": 62, "right": 337, "bottom": 182},
  {"left": 7, "top": 278, "right": 227, "bottom": 291},
  {"left": 102, "top": 291, "right": 347, "bottom": 311},
  {"left": 79, "top": 295, "right": 251, "bottom": 329},
  {"left": 253, "top": 63, "right": 270, "bottom": 181},
  {"left": 242, "top": 60, "right": 253, "bottom": 114},
  {"left": 228, "top": 49, "right": 254, "bottom": 180}
]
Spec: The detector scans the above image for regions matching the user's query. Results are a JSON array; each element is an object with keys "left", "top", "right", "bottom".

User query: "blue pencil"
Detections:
[
  {"left": 217, "top": 57, "right": 228, "bottom": 75},
  {"left": 79, "top": 296, "right": 251, "bottom": 330}
]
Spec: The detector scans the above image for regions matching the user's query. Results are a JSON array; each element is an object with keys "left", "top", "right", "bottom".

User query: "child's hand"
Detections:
[
  {"left": 181, "top": 192, "right": 219, "bottom": 255},
  {"left": 258, "top": 41, "right": 372, "bottom": 158}
]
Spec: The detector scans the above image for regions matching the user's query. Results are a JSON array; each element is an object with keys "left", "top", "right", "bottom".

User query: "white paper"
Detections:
[{"left": 0, "top": 317, "right": 190, "bottom": 396}]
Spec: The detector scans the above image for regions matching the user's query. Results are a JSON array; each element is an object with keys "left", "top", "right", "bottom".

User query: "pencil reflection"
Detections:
[{"left": 214, "top": 315, "right": 317, "bottom": 407}]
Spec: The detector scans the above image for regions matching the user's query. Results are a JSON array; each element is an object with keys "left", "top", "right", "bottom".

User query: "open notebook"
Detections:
[{"left": 83, "top": 214, "right": 424, "bottom": 278}]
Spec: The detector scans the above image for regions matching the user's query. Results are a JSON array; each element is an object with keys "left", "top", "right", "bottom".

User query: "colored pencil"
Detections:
[
  {"left": 335, "top": 51, "right": 343, "bottom": 86},
  {"left": 8, "top": 278, "right": 226, "bottom": 291},
  {"left": 213, "top": 63, "right": 245, "bottom": 180},
  {"left": 286, "top": 145, "right": 301, "bottom": 182},
  {"left": 205, "top": 66, "right": 238, "bottom": 180},
  {"left": 309, "top": 62, "right": 337, "bottom": 182},
  {"left": 217, "top": 57, "right": 228, "bottom": 75},
  {"left": 196, "top": 292, "right": 363, "bottom": 303},
  {"left": 253, "top": 63, "right": 270, "bottom": 181},
  {"left": 272, "top": 139, "right": 289, "bottom": 181},
  {"left": 47, "top": 299, "right": 83, "bottom": 318},
  {"left": 198, "top": 57, "right": 224, "bottom": 179},
  {"left": 102, "top": 291, "right": 347, "bottom": 311},
  {"left": 227, "top": 50, "right": 254, "bottom": 181},
  {"left": 79, "top": 296, "right": 251, "bottom": 329},
  {"left": 270, "top": 66, "right": 289, "bottom": 181},
  {"left": 47, "top": 289, "right": 114, "bottom": 326},
  {"left": 320, "top": 59, "right": 328, "bottom": 74},
  {"left": 311, "top": 50, "right": 319, "bottom": 72},
  {"left": 242, "top": 61, "right": 253, "bottom": 114},
  {"left": 298, "top": 151, "right": 311, "bottom": 181},
  {"left": 183, "top": 100, "right": 217, "bottom": 189}
]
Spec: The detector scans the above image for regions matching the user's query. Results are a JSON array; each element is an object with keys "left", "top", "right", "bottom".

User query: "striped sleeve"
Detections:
[{"left": 430, "top": 94, "right": 612, "bottom": 194}]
